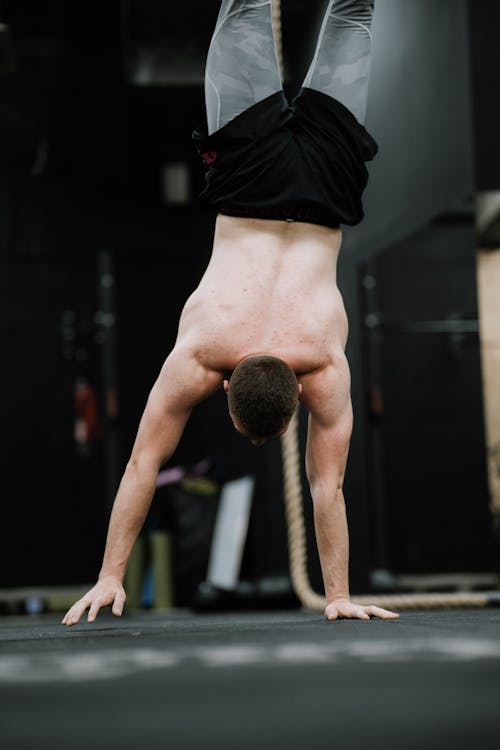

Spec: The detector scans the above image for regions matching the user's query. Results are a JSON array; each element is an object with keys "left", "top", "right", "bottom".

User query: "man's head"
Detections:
[{"left": 224, "top": 355, "right": 300, "bottom": 446}]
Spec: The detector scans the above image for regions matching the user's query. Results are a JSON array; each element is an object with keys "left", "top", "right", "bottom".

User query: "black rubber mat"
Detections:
[{"left": 1, "top": 609, "right": 500, "bottom": 749}]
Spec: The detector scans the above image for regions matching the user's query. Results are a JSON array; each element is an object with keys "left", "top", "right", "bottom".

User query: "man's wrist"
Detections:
[
  {"left": 99, "top": 567, "right": 125, "bottom": 582},
  {"left": 327, "top": 593, "right": 350, "bottom": 603}
]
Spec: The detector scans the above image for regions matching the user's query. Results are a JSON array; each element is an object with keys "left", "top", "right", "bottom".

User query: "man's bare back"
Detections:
[{"left": 179, "top": 215, "right": 347, "bottom": 378}]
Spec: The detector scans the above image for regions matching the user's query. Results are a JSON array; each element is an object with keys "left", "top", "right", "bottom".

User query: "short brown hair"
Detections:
[{"left": 228, "top": 355, "right": 298, "bottom": 438}]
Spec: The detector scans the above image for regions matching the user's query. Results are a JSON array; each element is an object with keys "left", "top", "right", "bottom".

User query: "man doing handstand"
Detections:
[{"left": 63, "top": 0, "right": 399, "bottom": 625}]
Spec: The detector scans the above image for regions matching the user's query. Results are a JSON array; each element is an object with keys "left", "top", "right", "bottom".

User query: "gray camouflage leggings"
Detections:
[{"left": 205, "top": 0, "right": 374, "bottom": 135}]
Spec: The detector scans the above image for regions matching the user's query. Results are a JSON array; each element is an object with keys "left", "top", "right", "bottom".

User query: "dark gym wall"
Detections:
[
  {"left": 361, "top": 218, "right": 491, "bottom": 574},
  {"left": 346, "top": 0, "right": 474, "bottom": 262},
  {"left": 468, "top": 0, "right": 500, "bottom": 190}
]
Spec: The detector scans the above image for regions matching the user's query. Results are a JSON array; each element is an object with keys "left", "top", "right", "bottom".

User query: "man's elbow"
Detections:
[
  {"left": 307, "top": 474, "right": 344, "bottom": 505},
  {"left": 125, "top": 452, "right": 160, "bottom": 480}
]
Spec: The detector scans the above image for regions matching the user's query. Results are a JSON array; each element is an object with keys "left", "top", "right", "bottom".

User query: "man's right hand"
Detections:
[{"left": 61, "top": 575, "right": 126, "bottom": 627}]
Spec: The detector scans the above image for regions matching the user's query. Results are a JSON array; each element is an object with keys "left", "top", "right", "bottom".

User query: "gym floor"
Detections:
[{"left": 1, "top": 608, "right": 500, "bottom": 749}]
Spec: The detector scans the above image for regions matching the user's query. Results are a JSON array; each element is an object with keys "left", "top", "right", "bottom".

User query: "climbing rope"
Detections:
[{"left": 281, "top": 409, "right": 499, "bottom": 612}]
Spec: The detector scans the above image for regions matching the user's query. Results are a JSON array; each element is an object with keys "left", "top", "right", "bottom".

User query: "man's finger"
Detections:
[
  {"left": 112, "top": 590, "right": 126, "bottom": 617},
  {"left": 63, "top": 599, "right": 89, "bottom": 627},
  {"left": 366, "top": 605, "right": 400, "bottom": 619},
  {"left": 354, "top": 609, "right": 370, "bottom": 620},
  {"left": 87, "top": 598, "right": 104, "bottom": 623},
  {"left": 324, "top": 607, "right": 339, "bottom": 621}
]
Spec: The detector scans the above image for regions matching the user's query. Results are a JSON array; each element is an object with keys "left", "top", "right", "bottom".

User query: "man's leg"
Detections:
[
  {"left": 205, "top": 0, "right": 283, "bottom": 135},
  {"left": 302, "top": 0, "right": 374, "bottom": 124}
]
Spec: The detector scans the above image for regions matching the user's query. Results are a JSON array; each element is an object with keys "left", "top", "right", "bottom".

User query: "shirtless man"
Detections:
[{"left": 63, "top": 0, "right": 398, "bottom": 626}]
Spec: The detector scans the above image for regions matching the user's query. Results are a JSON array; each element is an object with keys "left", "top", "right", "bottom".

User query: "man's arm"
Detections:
[
  {"left": 302, "top": 360, "right": 398, "bottom": 621},
  {"left": 62, "top": 348, "right": 221, "bottom": 627}
]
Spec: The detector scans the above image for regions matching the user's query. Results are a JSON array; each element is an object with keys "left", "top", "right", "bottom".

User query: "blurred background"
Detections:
[{"left": 1, "top": 0, "right": 499, "bottom": 613}]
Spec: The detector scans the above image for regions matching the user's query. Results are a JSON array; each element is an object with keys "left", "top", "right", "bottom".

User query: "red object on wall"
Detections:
[{"left": 74, "top": 377, "right": 101, "bottom": 447}]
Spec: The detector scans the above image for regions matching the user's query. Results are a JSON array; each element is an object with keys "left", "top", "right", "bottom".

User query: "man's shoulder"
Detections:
[
  {"left": 300, "top": 357, "right": 352, "bottom": 426},
  {"left": 152, "top": 345, "right": 223, "bottom": 411}
]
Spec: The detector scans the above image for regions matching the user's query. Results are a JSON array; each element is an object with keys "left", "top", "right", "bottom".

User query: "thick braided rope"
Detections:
[
  {"left": 280, "top": 411, "right": 325, "bottom": 611},
  {"left": 281, "top": 410, "right": 497, "bottom": 612},
  {"left": 271, "top": 0, "right": 284, "bottom": 79}
]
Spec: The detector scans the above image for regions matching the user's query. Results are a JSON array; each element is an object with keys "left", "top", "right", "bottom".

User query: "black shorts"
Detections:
[{"left": 192, "top": 87, "right": 378, "bottom": 229}]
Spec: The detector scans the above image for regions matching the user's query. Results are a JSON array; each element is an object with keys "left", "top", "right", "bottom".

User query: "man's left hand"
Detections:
[{"left": 324, "top": 597, "right": 399, "bottom": 621}]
